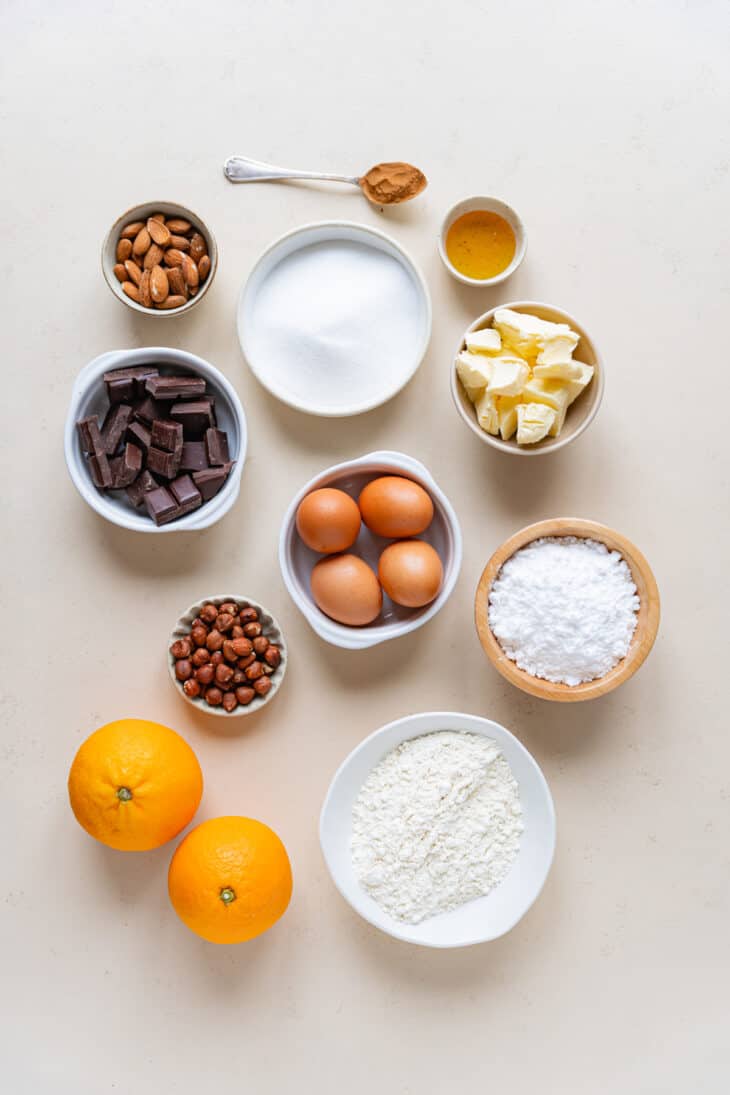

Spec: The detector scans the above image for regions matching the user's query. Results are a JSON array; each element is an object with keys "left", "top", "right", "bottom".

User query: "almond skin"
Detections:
[
  {"left": 116, "top": 238, "right": 133, "bottom": 262},
  {"left": 122, "top": 281, "right": 141, "bottom": 302},
  {"left": 139, "top": 269, "right": 152, "bottom": 308},
  {"left": 156, "top": 294, "right": 186, "bottom": 309},
  {"left": 167, "top": 267, "right": 187, "bottom": 297},
  {"left": 147, "top": 218, "right": 171, "bottom": 247},
  {"left": 132, "top": 226, "right": 151, "bottom": 257},
  {"left": 181, "top": 253, "right": 199, "bottom": 288},
  {"left": 166, "top": 218, "right": 191, "bottom": 234},
  {"left": 149, "top": 213, "right": 165, "bottom": 223},
  {"left": 150, "top": 264, "right": 169, "bottom": 303},
  {"left": 113, "top": 263, "right": 127, "bottom": 283},
  {"left": 198, "top": 254, "right": 211, "bottom": 281},
  {"left": 168, "top": 234, "right": 190, "bottom": 252},
  {"left": 164, "top": 249, "right": 186, "bottom": 267},
  {"left": 143, "top": 243, "right": 164, "bottom": 270},
  {"left": 124, "top": 259, "right": 143, "bottom": 286},
  {"left": 189, "top": 232, "right": 206, "bottom": 263},
  {"left": 120, "top": 221, "right": 144, "bottom": 240}
]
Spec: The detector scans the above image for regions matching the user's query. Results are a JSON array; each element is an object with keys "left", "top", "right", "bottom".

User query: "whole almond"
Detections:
[
  {"left": 198, "top": 254, "right": 211, "bottom": 281},
  {"left": 132, "top": 226, "right": 151, "bottom": 257},
  {"left": 120, "top": 221, "right": 144, "bottom": 240},
  {"left": 113, "top": 263, "right": 127, "bottom": 283},
  {"left": 167, "top": 266, "right": 187, "bottom": 297},
  {"left": 149, "top": 213, "right": 165, "bottom": 223},
  {"left": 143, "top": 243, "right": 164, "bottom": 270},
  {"left": 150, "top": 264, "right": 169, "bottom": 303},
  {"left": 181, "top": 253, "right": 199, "bottom": 288},
  {"left": 156, "top": 294, "right": 187, "bottom": 310},
  {"left": 168, "top": 234, "right": 190, "bottom": 252},
  {"left": 166, "top": 218, "right": 192, "bottom": 234},
  {"left": 164, "top": 248, "right": 185, "bottom": 267},
  {"left": 147, "top": 218, "right": 171, "bottom": 247},
  {"left": 189, "top": 232, "right": 206, "bottom": 263},
  {"left": 124, "top": 259, "right": 143, "bottom": 286},
  {"left": 122, "top": 281, "right": 141, "bottom": 302},
  {"left": 139, "top": 269, "right": 152, "bottom": 308},
  {"left": 116, "top": 237, "right": 133, "bottom": 262}
]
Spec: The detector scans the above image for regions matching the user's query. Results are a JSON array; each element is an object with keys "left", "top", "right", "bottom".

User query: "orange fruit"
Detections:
[
  {"left": 68, "top": 718, "right": 203, "bottom": 851},
  {"left": 168, "top": 816, "right": 292, "bottom": 944}
]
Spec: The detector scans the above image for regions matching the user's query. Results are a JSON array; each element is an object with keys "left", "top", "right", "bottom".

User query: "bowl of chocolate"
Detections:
[
  {"left": 168, "top": 596, "right": 287, "bottom": 717},
  {"left": 65, "top": 347, "right": 246, "bottom": 532}
]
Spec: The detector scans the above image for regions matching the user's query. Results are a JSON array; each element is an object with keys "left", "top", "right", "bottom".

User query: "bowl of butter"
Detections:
[{"left": 451, "top": 302, "right": 604, "bottom": 454}]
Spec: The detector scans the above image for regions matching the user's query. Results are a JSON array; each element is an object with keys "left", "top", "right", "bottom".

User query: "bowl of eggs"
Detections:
[{"left": 278, "top": 451, "right": 462, "bottom": 649}]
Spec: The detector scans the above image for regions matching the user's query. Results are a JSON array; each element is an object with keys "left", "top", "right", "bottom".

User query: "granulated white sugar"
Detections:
[
  {"left": 244, "top": 240, "right": 423, "bottom": 413},
  {"left": 488, "top": 537, "right": 640, "bottom": 686}
]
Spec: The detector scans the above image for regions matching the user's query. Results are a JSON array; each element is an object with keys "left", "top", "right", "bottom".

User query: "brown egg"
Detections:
[
  {"left": 378, "top": 540, "right": 443, "bottom": 608},
  {"left": 296, "top": 488, "right": 361, "bottom": 554},
  {"left": 358, "top": 476, "right": 434, "bottom": 538},
  {"left": 311, "top": 554, "right": 382, "bottom": 626}
]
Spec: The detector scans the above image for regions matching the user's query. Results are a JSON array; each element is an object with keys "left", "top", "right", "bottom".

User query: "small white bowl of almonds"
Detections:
[
  {"left": 102, "top": 200, "right": 218, "bottom": 317},
  {"left": 451, "top": 302, "right": 604, "bottom": 455}
]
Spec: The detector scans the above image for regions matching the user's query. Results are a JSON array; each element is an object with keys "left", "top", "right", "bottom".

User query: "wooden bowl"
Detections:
[{"left": 475, "top": 519, "right": 660, "bottom": 702}]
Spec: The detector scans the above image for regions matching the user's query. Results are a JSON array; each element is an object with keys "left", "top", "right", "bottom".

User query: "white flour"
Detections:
[
  {"left": 489, "top": 537, "right": 640, "bottom": 686},
  {"left": 351, "top": 731, "right": 522, "bottom": 924},
  {"left": 245, "top": 240, "right": 423, "bottom": 413}
]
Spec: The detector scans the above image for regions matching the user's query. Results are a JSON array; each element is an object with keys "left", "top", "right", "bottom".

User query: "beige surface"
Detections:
[{"left": 2, "top": 2, "right": 729, "bottom": 1092}]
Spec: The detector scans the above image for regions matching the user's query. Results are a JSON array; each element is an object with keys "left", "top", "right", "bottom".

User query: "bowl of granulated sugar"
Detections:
[{"left": 475, "top": 518, "right": 660, "bottom": 702}]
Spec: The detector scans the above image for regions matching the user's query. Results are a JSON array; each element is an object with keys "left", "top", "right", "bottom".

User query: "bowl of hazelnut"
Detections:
[{"left": 168, "top": 596, "right": 287, "bottom": 717}]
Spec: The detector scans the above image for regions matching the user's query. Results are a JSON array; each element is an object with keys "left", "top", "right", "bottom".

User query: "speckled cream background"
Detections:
[{"left": 2, "top": 2, "right": 728, "bottom": 1092}]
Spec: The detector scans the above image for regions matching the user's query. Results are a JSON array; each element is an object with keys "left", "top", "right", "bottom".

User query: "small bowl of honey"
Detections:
[{"left": 439, "top": 196, "right": 526, "bottom": 287}]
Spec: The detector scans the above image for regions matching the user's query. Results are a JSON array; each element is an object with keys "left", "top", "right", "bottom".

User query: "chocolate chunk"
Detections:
[
  {"left": 179, "top": 440, "right": 209, "bottom": 472},
  {"left": 133, "top": 395, "right": 164, "bottom": 427},
  {"left": 88, "top": 452, "right": 113, "bottom": 489},
  {"left": 104, "top": 365, "right": 159, "bottom": 398},
  {"left": 77, "top": 416, "right": 102, "bottom": 455},
  {"left": 170, "top": 399, "right": 215, "bottom": 437},
  {"left": 150, "top": 419, "right": 183, "bottom": 453},
  {"left": 144, "top": 485, "right": 179, "bottom": 526},
  {"left": 193, "top": 463, "right": 232, "bottom": 502},
  {"left": 205, "top": 428, "right": 230, "bottom": 466},
  {"left": 100, "top": 403, "right": 133, "bottom": 455},
  {"left": 170, "top": 474, "right": 203, "bottom": 515},
  {"left": 125, "top": 420, "right": 151, "bottom": 455},
  {"left": 109, "top": 443, "right": 143, "bottom": 488},
  {"left": 145, "top": 375, "right": 206, "bottom": 401},
  {"left": 106, "top": 376, "right": 136, "bottom": 405},
  {"left": 147, "top": 446, "right": 181, "bottom": 480},
  {"left": 126, "top": 469, "right": 158, "bottom": 507}
]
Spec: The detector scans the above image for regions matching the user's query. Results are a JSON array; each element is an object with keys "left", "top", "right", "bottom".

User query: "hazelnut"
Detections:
[
  {"left": 206, "top": 629, "right": 224, "bottom": 652},
  {"left": 237, "top": 653, "right": 256, "bottom": 670},
  {"left": 243, "top": 621, "right": 263, "bottom": 638},
  {"left": 195, "top": 664, "right": 215, "bottom": 685},
  {"left": 170, "top": 638, "right": 192, "bottom": 659},
  {"left": 215, "top": 663, "right": 234, "bottom": 686},
  {"left": 235, "top": 686, "right": 255, "bottom": 705},
  {"left": 232, "top": 669, "right": 246, "bottom": 686},
  {"left": 239, "top": 606, "right": 258, "bottom": 623},
  {"left": 191, "top": 626, "right": 208, "bottom": 648},
  {"left": 175, "top": 658, "right": 192, "bottom": 681},
  {"left": 220, "top": 602, "right": 238, "bottom": 615},
  {"left": 222, "top": 692, "right": 238, "bottom": 713},
  {"left": 191, "top": 648, "right": 210, "bottom": 667},
  {"left": 222, "top": 639, "right": 239, "bottom": 663},
  {"left": 204, "top": 686, "right": 223, "bottom": 707},
  {"left": 252, "top": 636, "right": 269, "bottom": 655},
  {"left": 216, "top": 612, "right": 235, "bottom": 633},
  {"left": 183, "top": 679, "right": 201, "bottom": 698},
  {"left": 264, "top": 645, "right": 281, "bottom": 669},
  {"left": 210, "top": 651, "right": 224, "bottom": 666},
  {"left": 253, "top": 676, "right": 272, "bottom": 697},
  {"left": 231, "top": 637, "right": 253, "bottom": 657},
  {"left": 200, "top": 603, "right": 218, "bottom": 624},
  {"left": 245, "top": 660, "right": 265, "bottom": 681},
  {"left": 231, "top": 625, "right": 244, "bottom": 639}
]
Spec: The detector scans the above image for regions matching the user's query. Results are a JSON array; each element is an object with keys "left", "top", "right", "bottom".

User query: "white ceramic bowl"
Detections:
[
  {"left": 101, "top": 200, "right": 218, "bottom": 317},
  {"left": 238, "top": 221, "right": 432, "bottom": 416},
  {"left": 320, "top": 710, "right": 556, "bottom": 947},
  {"left": 451, "top": 301, "right": 605, "bottom": 456},
  {"left": 64, "top": 347, "right": 247, "bottom": 533},
  {"left": 438, "top": 195, "right": 527, "bottom": 287},
  {"left": 167, "top": 595, "right": 287, "bottom": 718},
  {"left": 279, "top": 451, "right": 462, "bottom": 650}
]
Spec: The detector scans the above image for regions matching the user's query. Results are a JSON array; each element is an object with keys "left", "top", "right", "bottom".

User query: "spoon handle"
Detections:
[{"left": 224, "top": 155, "right": 359, "bottom": 187}]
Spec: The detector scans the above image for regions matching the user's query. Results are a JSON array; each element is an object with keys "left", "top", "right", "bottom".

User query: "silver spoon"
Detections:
[{"left": 223, "top": 156, "right": 427, "bottom": 205}]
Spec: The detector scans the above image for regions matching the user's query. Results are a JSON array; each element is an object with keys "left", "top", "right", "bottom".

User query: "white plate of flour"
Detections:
[
  {"left": 238, "top": 221, "right": 432, "bottom": 416},
  {"left": 320, "top": 711, "right": 556, "bottom": 947}
]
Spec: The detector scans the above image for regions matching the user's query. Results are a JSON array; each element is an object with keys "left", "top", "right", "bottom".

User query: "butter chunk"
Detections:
[
  {"left": 516, "top": 402, "right": 556, "bottom": 445},
  {"left": 521, "top": 377, "right": 571, "bottom": 416},
  {"left": 464, "top": 327, "right": 502, "bottom": 355},
  {"left": 563, "top": 362, "right": 595, "bottom": 405},
  {"left": 497, "top": 396, "right": 521, "bottom": 441},
  {"left": 474, "top": 390, "right": 499, "bottom": 435},
  {"left": 536, "top": 332, "right": 580, "bottom": 366},
  {"left": 494, "top": 308, "right": 573, "bottom": 359},
  {"left": 487, "top": 355, "right": 530, "bottom": 397},
  {"left": 533, "top": 360, "right": 584, "bottom": 381},
  {"left": 455, "top": 351, "right": 494, "bottom": 400}
]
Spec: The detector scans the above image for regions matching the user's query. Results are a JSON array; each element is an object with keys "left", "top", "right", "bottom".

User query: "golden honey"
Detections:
[{"left": 445, "top": 210, "right": 516, "bottom": 280}]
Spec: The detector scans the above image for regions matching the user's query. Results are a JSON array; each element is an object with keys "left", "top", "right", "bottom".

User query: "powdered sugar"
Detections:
[
  {"left": 351, "top": 731, "right": 522, "bottom": 924},
  {"left": 489, "top": 537, "right": 640, "bottom": 686}
]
